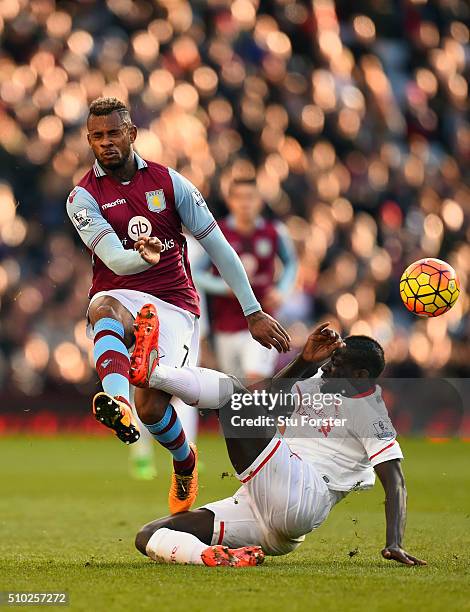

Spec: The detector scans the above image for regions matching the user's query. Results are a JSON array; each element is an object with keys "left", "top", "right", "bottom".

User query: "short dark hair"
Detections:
[
  {"left": 343, "top": 335, "right": 385, "bottom": 378},
  {"left": 88, "top": 97, "right": 131, "bottom": 122},
  {"left": 229, "top": 177, "right": 257, "bottom": 194}
]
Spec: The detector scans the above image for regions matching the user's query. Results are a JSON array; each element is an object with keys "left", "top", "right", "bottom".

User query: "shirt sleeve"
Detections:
[
  {"left": 66, "top": 186, "right": 152, "bottom": 275},
  {"left": 199, "top": 227, "right": 261, "bottom": 315},
  {"left": 348, "top": 396, "right": 404, "bottom": 467},
  {"left": 169, "top": 168, "right": 261, "bottom": 315},
  {"left": 169, "top": 168, "right": 217, "bottom": 238},
  {"left": 66, "top": 186, "right": 116, "bottom": 252},
  {"left": 274, "top": 221, "right": 298, "bottom": 295}
]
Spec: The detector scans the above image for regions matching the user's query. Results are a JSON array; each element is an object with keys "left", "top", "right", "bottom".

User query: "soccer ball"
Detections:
[{"left": 400, "top": 258, "right": 460, "bottom": 317}]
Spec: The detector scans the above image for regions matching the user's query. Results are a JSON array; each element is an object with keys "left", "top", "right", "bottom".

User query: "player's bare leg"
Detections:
[
  {"left": 135, "top": 509, "right": 264, "bottom": 567},
  {"left": 131, "top": 304, "right": 198, "bottom": 513},
  {"left": 88, "top": 296, "right": 140, "bottom": 443},
  {"left": 136, "top": 508, "right": 214, "bottom": 550}
]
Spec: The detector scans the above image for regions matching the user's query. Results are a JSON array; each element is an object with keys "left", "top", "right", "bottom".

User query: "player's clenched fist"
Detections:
[{"left": 134, "top": 236, "right": 162, "bottom": 266}]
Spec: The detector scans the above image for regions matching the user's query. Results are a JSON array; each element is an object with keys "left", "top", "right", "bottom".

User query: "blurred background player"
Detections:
[{"left": 194, "top": 178, "right": 297, "bottom": 382}]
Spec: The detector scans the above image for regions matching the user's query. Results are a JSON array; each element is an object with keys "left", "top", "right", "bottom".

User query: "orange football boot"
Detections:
[
  {"left": 201, "top": 545, "right": 265, "bottom": 568},
  {"left": 92, "top": 392, "right": 140, "bottom": 444},
  {"left": 168, "top": 443, "right": 199, "bottom": 514},
  {"left": 129, "top": 303, "right": 160, "bottom": 387}
]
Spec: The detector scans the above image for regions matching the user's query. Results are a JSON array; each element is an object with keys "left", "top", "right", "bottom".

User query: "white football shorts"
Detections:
[
  {"left": 202, "top": 437, "right": 334, "bottom": 556},
  {"left": 87, "top": 289, "right": 200, "bottom": 368},
  {"left": 214, "top": 330, "right": 278, "bottom": 379}
]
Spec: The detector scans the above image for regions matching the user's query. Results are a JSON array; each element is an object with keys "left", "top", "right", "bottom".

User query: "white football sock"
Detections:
[
  {"left": 146, "top": 528, "right": 207, "bottom": 565},
  {"left": 149, "top": 365, "right": 235, "bottom": 409}
]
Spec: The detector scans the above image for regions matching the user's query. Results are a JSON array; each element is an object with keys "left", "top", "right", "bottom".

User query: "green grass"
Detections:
[{"left": 1, "top": 435, "right": 469, "bottom": 611}]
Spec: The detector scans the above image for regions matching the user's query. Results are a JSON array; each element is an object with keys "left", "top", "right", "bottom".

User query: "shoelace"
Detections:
[{"left": 173, "top": 474, "right": 193, "bottom": 500}]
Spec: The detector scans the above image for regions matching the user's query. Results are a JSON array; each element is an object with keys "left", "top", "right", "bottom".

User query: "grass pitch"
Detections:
[{"left": 1, "top": 435, "right": 469, "bottom": 611}]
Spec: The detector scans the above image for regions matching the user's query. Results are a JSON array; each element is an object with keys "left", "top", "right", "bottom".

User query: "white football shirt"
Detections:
[{"left": 283, "top": 376, "right": 403, "bottom": 494}]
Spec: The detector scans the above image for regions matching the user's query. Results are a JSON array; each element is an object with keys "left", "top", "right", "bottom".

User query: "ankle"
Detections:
[{"left": 174, "top": 448, "right": 195, "bottom": 476}]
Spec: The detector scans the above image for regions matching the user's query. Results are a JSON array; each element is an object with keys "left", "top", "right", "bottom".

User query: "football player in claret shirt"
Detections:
[
  {"left": 132, "top": 328, "right": 426, "bottom": 568},
  {"left": 194, "top": 177, "right": 297, "bottom": 382},
  {"left": 66, "top": 97, "right": 290, "bottom": 514}
]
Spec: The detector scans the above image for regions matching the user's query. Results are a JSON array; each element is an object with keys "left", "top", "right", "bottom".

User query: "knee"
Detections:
[
  {"left": 135, "top": 517, "right": 174, "bottom": 555},
  {"left": 135, "top": 524, "right": 154, "bottom": 556},
  {"left": 92, "top": 303, "right": 120, "bottom": 323},
  {"left": 135, "top": 390, "right": 169, "bottom": 424}
]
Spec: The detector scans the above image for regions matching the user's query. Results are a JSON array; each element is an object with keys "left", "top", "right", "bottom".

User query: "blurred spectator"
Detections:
[{"left": 0, "top": 0, "right": 469, "bottom": 402}]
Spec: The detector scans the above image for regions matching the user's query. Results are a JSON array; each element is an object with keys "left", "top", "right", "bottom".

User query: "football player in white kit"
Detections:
[{"left": 133, "top": 320, "right": 427, "bottom": 568}]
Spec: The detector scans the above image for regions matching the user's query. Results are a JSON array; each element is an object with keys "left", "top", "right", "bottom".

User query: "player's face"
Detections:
[
  {"left": 321, "top": 349, "right": 368, "bottom": 394},
  {"left": 322, "top": 348, "right": 365, "bottom": 380},
  {"left": 227, "top": 184, "right": 263, "bottom": 222},
  {"left": 87, "top": 111, "right": 137, "bottom": 169},
  {"left": 321, "top": 349, "right": 354, "bottom": 379}
]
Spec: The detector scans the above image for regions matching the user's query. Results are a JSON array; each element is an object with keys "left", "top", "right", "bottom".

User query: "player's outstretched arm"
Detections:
[
  {"left": 197, "top": 227, "right": 290, "bottom": 352},
  {"left": 171, "top": 168, "right": 291, "bottom": 352},
  {"left": 374, "top": 459, "right": 427, "bottom": 566}
]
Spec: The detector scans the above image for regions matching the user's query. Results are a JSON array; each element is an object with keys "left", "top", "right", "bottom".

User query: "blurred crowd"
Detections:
[{"left": 0, "top": 0, "right": 469, "bottom": 401}]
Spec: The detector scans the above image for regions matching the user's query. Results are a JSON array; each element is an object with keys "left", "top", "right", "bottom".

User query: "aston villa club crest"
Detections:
[
  {"left": 146, "top": 189, "right": 166, "bottom": 213},
  {"left": 255, "top": 238, "right": 273, "bottom": 257}
]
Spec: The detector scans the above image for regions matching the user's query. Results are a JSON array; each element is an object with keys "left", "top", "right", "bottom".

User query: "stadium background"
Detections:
[{"left": 0, "top": 0, "right": 468, "bottom": 437}]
